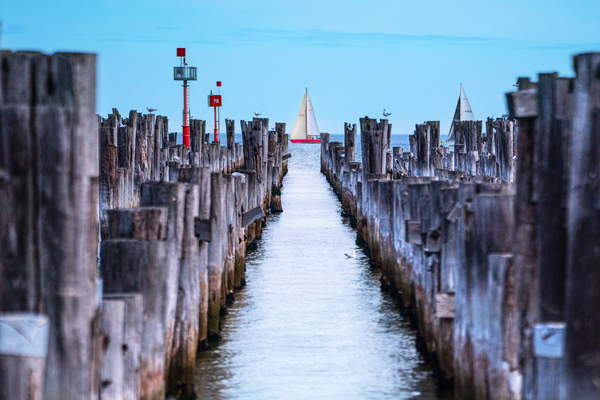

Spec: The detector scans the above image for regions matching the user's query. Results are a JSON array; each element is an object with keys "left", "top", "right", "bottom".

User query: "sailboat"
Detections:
[
  {"left": 290, "top": 88, "right": 321, "bottom": 143},
  {"left": 447, "top": 84, "right": 475, "bottom": 142}
]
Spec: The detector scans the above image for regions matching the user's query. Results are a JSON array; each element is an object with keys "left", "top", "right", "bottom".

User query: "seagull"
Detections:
[
  {"left": 344, "top": 250, "right": 356, "bottom": 259},
  {"left": 147, "top": 107, "right": 157, "bottom": 113},
  {"left": 254, "top": 111, "right": 262, "bottom": 116},
  {"left": 383, "top": 109, "right": 392, "bottom": 117},
  {"left": 394, "top": 159, "right": 408, "bottom": 176}
]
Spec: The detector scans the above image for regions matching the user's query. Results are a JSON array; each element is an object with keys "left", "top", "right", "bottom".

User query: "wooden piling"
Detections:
[
  {"left": 564, "top": 52, "right": 600, "bottom": 400},
  {"left": 0, "top": 51, "right": 100, "bottom": 400},
  {"left": 207, "top": 173, "right": 225, "bottom": 341},
  {"left": 101, "top": 239, "right": 170, "bottom": 400},
  {"left": 167, "top": 169, "right": 204, "bottom": 398},
  {"left": 103, "top": 293, "right": 144, "bottom": 400},
  {"left": 140, "top": 182, "right": 185, "bottom": 377},
  {"left": 100, "top": 299, "right": 126, "bottom": 400}
]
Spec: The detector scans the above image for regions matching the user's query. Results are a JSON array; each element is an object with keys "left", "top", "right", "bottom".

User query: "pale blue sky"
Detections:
[{"left": 1, "top": 0, "right": 599, "bottom": 136}]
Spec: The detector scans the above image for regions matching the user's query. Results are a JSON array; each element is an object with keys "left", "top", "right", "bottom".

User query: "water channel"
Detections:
[{"left": 194, "top": 137, "right": 453, "bottom": 399}]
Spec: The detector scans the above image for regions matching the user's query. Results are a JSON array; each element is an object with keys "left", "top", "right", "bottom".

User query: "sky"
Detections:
[{"left": 1, "top": 0, "right": 599, "bottom": 137}]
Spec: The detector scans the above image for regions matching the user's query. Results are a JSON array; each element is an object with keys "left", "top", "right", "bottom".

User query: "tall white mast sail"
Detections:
[
  {"left": 447, "top": 85, "right": 475, "bottom": 142},
  {"left": 291, "top": 92, "right": 307, "bottom": 140},
  {"left": 306, "top": 89, "right": 319, "bottom": 137}
]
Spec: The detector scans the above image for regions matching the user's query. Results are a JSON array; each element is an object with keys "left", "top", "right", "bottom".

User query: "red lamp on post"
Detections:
[{"left": 173, "top": 48, "right": 197, "bottom": 148}]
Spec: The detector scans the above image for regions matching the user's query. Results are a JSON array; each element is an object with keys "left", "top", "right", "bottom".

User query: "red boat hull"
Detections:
[{"left": 290, "top": 139, "right": 321, "bottom": 143}]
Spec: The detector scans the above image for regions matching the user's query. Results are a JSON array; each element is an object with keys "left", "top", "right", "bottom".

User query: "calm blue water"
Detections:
[{"left": 193, "top": 140, "right": 451, "bottom": 399}]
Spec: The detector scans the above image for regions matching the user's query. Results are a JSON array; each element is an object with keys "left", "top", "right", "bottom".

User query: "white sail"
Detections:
[
  {"left": 447, "top": 85, "right": 475, "bottom": 142},
  {"left": 306, "top": 90, "right": 319, "bottom": 137},
  {"left": 291, "top": 93, "right": 307, "bottom": 140}
]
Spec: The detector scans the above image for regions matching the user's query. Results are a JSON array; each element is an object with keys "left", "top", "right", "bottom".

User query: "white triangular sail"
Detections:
[
  {"left": 447, "top": 85, "right": 475, "bottom": 142},
  {"left": 306, "top": 90, "right": 319, "bottom": 137},
  {"left": 291, "top": 93, "right": 307, "bottom": 140}
]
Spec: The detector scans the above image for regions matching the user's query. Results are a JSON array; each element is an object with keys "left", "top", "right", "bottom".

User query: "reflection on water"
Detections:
[{"left": 194, "top": 136, "right": 452, "bottom": 399}]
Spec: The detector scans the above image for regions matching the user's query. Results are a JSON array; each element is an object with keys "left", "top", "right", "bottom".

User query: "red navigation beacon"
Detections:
[
  {"left": 173, "top": 48, "right": 197, "bottom": 148},
  {"left": 208, "top": 81, "right": 222, "bottom": 142}
]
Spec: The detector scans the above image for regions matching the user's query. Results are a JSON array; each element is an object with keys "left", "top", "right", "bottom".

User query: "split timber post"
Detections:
[
  {"left": 224, "top": 175, "right": 237, "bottom": 304},
  {"left": 226, "top": 118, "right": 235, "bottom": 150},
  {"left": 507, "top": 71, "right": 573, "bottom": 399},
  {"left": 0, "top": 51, "right": 100, "bottom": 400},
  {"left": 102, "top": 293, "right": 144, "bottom": 400},
  {"left": 207, "top": 173, "right": 225, "bottom": 341},
  {"left": 100, "top": 299, "right": 126, "bottom": 400},
  {"left": 564, "top": 53, "right": 600, "bottom": 400},
  {"left": 233, "top": 172, "right": 248, "bottom": 289},
  {"left": 360, "top": 117, "right": 391, "bottom": 249},
  {"left": 167, "top": 167, "right": 211, "bottom": 398},
  {"left": 344, "top": 122, "right": 357, "bottom": 164},
  {"left": 275, "top": 122, "right": 286, "bottom": 182},
  {"left": 101, "top": 207, "right": 171, "bottom": 400},
  {"left": 139, "top": 182, "right": 186, "bottom": 382}
]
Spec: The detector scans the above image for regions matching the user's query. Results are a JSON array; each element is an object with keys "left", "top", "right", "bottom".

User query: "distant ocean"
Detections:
[{"left": 177, "top": 133, "right": 411, "bottom": 160}]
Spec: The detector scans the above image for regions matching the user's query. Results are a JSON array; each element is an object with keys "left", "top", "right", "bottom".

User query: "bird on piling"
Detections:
[
  {"left": 383, "top": 109, "right": 392, "bottom": 117},
  {"left": 344, "top": 250, "right": 356, "bottom": 259},
  {"left": 254, "top": 111, "right": 262, "bottom": 116},
  {"left": 394, "top": 159, "right": 408, "bottom": 177},
  {"left": 147, "top": 107, "right": 157, "bottom": 113}
]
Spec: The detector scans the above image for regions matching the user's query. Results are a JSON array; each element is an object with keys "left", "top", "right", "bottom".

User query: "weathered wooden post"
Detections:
[
  {"left": 167, "top": 168, "right": 209, "bottom": 397},
  {"left": 226, "top": 118, "right": 235, "bottom": 151},
  {"left": 378, "top": 180, "right": 395, "bottom": 287},
  {"left": 103, "top": 208, "right": 171, "bottom": 398},
  {"left": 275, "top": 123, "right": 286, "bottom": 178},
  {"left": 100, "top": 112, "right": 120, "bottom": 238},
  {"left": 415, "top": 123, "right": 431, "bottom": 176},
  {"left": 101, "top": 299, "right": 126, "bottom": 400},
  {"left": 495, "top": 118, "right": 516, "bottom": 182},
  {"left": 103, "top": 293, "right": 144, "bottom": 400},
  {"left": 120, "top": 111, "right": 138, "bottom": 206},
  {"left": 344, "top": 122, "right": 357, "bottom": 164},
  {"left": 564, "top": 52, "right": 600, "bottom": 400},
  {"left": 101, "top": 239, "right": 170, "bottom": 400},
  {"left": 506, "top": 78, "right": 537, "bottom": 388},
  {"left": 233, "top": 172, "right": 248, "bottom": 289},
  {"left": 207, "top": 173, "right": 226, "bottom": 341},
  {"left": 0, "top": 51, "right": 100, "bottom": 400},
  {"left": 135, "top": 113, "right": 153, "bottom": 193},
  {"left": 471, "top": 191, "right": 515, "bottom": 399},
  {"left": 486, "top": 253, "right": 519, "bottom": 399},
  {"left": 360, "top": 117, "right": 391, "bottom": 246},
  {"left": 435, "top": 183, "right": 459, "bottom": 386},
  {"left": 224, "top": 174, "right": 237, "bottom": 303},
  {"left": 321, "top": 132, "right": 330, "bottom": 173},
  {"left": 171, "top": 169, "right": 212, "bottom": 352},
  {"left": 139, "top": 182, "right": 185, "bottom": 382},
  {"left": 452, "top": 182, "right": 476, "bottom": 399}
]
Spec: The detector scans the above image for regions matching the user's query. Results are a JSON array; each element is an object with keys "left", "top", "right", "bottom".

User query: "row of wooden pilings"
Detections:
[
  {"left": 0, "top": 51, "right": 289, "bottom": 400},
  {"left": 322, "top": 52, "right": 600, "bottom": 400}
]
